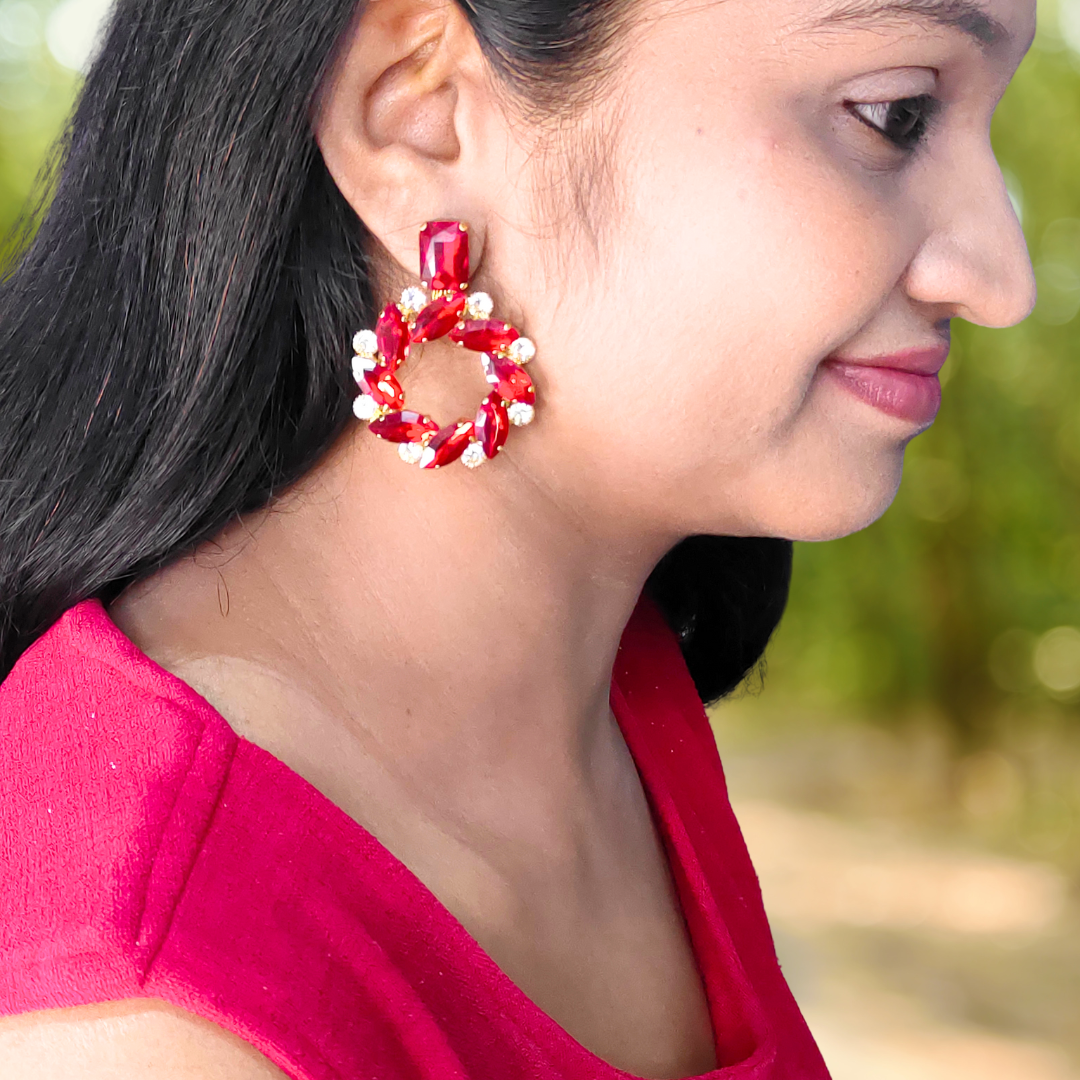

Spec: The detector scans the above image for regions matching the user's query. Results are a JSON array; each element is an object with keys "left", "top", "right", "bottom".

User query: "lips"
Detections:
[{"left": 823, "top": 345, "right": 948, "bottom": 426}]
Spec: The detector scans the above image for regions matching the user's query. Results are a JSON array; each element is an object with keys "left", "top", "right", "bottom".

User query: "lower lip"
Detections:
[{"left": 824, "top": 359, "right": 942, "bottom": 425}]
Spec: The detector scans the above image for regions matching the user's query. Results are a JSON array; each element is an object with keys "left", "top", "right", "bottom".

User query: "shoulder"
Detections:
[
  {"left": 0, "top": 601, "right": 239, "bottom": 1014},
  {"left": 0, "top": 999, "right": 289, "bottom": 1079}
]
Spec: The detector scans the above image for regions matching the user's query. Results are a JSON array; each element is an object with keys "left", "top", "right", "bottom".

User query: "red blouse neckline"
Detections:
[{"left": 0, "top": 593, "right": 826, "bottom": 1079}]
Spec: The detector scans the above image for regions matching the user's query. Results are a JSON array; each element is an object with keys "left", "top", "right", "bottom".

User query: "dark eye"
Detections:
[{"left": 848, "top": 94, "right": 940, "bottom": 151}]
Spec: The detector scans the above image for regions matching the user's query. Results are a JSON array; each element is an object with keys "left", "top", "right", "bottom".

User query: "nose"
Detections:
[{"left": 902, "top": 141, "right": 1037, "bottom": 328}]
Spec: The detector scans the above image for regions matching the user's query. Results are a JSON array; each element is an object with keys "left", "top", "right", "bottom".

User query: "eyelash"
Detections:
[{"left": 847, "top": 94, "right": 941, "bottom": 152}]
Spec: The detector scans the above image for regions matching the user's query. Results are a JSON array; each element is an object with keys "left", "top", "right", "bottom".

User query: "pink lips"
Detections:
[{"left": 823, "top": 345, "right": 948, "bottom": 426}]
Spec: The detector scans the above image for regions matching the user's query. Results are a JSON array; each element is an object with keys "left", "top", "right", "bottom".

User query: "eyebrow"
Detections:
[{"left": 813, "top": 0, "right": 1008, "bottom": 49}]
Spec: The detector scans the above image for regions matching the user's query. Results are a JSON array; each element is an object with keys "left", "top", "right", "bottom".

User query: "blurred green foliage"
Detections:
[
  {"left": 0, "top": 0, "right": 77, "bottom": 242},
  {"left": 2, "top": 2, "right": 1080, "bottom": 744}
]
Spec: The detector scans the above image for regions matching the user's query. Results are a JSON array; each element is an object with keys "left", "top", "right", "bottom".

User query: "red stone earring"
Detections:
[{"left": 350, "top": 221, "right": 537, "bottom": 470}]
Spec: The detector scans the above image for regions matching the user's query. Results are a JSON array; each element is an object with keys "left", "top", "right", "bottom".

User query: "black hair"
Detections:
[{"left": 0, "top": 0, "right": 792, "bottom": 704}]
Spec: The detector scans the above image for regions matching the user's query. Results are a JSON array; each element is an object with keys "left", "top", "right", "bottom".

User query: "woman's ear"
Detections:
[{"left": 313, "top": 0, "right": 496, "bottom": 278}]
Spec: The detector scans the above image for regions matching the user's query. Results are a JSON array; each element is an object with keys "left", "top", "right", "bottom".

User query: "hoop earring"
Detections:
[{"left": 350, "top": 221, "right": 537, "bottom": 470}]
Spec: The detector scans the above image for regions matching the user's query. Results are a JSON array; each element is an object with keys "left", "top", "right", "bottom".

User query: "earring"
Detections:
[{"left": 350, "top": 221, "right": 537, "bottom": 470}]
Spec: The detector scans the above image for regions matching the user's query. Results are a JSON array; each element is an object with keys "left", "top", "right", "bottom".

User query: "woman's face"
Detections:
[{"left": 465, "top": 0, "right": 1037, "bottom": 543}]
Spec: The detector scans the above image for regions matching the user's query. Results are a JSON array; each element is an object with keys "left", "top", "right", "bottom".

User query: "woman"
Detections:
[{"left": 0, "top": 0, "right": 1035, "bottom": 1076}]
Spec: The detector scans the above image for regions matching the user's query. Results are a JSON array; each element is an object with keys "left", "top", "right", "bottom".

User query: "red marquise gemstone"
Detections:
[
  {"left": 474, "top": 392, "right": 510, "bottom": 458},
  {"left": 411, "top": 293, "right": 467, "bottom": 344},
  {"left": 449, "top": 320, "right": 520, "bottom": 353},
  {"left": 369, "top": 410, "right": 439, "bottom": 443},
  {"left": 420, "top": 420, "right": 474, "bottom": 469},
  {"left": 419, "top": 221, "right": 470, "bottom": 291},
  {"left": 376, "top": 303, "right": 409, "bottom": 371},
  {"left": 482, "top": 353, "right": 535, "bottom": 405},
  {"left": 358, "top": 367, "right": 405, "bottom": 411}
]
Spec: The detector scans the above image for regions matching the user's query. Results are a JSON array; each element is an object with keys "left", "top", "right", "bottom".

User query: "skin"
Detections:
[{"left": 4, "top": 0, "right": 1036, "bottom": 1077}]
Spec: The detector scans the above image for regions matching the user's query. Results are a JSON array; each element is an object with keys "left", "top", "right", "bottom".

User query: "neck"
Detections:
[{"left": 110, "top": 429, "right": 677, "bottom": 821}]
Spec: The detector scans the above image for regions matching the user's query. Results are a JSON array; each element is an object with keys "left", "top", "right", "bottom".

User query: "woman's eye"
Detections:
[{"left": 848, "top": 94, "right": 940, "bottom": 152}]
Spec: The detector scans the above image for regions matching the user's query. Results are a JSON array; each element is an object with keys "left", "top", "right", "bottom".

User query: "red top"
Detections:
[{"left": 0, "top": 596, "right": 829, "bottom": 1080}]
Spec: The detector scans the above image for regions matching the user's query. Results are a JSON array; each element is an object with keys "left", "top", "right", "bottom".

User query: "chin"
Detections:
[
  {"left": 716, "top": 462, "right": 902, "bottom": 543},
  {"left": 781, "top": 477, "right": 903, "bottom": 542},
  {"left": 674, "top": 446, "right": 906, "bottom": 542}
]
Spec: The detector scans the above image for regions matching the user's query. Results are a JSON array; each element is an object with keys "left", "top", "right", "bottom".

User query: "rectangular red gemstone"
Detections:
[{"left": 419, "top": 221, "right": 470, "bottom": 290}]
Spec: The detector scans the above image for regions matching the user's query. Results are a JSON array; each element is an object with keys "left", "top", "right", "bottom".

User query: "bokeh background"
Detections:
[{"left": 0, "top": 0, "right": 1077, "bottom": 1075}]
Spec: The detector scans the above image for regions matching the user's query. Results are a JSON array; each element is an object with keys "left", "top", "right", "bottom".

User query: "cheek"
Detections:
[
  {"left": 510, "top": 96, "right": 926, "bottom": 536},
  {"left": 548, "top": 121, "right": 904, "bottom": 466},
  {"left": 636, "top": 131, "right": 895, "bottom": 379},
  {"left": 496, "top": 27, "right": 930, "bottom": 535}
]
